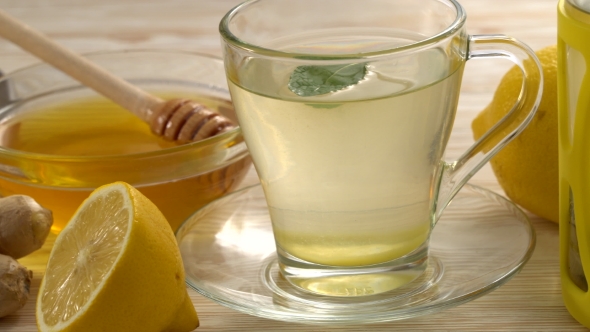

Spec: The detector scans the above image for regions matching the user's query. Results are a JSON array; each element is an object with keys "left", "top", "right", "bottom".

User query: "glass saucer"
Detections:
[{"left": 176, "top": 183, "right": 535, "bottom": 324}]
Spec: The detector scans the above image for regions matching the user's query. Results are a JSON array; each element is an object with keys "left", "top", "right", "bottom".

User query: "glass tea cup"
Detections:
[{"left": 220, "top": 0, "right": 542, "bottom": 296}]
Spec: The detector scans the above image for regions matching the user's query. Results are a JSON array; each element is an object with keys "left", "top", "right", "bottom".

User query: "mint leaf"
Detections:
[{"left": 288, "top": 63, "right": 367, "bottom": 97}]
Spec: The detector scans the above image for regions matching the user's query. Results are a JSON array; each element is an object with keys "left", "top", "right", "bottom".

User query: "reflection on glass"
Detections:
[
  {"left": 568, "top": 0, "right": 590, "bottom": 13},
  {"left": 216, "top": 219, "right": 275, "bottom": 256},
  {"left": 568, "top": 187, "right": 588, "bottom": 291},
  {"left": 566, "top": 45, "right": 586, "bottom": 142}
]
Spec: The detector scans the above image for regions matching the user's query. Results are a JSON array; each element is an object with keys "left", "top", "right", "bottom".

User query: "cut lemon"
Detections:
[{"left": 36, "top": 182, "right": 199, "bottom": 332}]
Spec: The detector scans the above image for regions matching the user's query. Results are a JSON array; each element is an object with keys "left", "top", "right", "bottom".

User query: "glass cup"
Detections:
[{"left": 220, "top": 0, "right": 542, "bottom": 296}]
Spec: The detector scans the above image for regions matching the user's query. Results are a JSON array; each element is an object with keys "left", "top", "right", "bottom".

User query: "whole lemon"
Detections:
[{"left": 472, "top": 45, "right": 558, "bottom": 223}]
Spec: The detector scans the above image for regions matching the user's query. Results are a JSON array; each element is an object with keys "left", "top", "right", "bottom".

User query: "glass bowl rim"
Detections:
[{"left": 0, "top": 49, "right": 242, "bottom": 162}]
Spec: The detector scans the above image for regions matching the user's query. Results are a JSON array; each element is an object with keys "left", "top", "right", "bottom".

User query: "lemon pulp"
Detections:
[{"left": 40, "top": 187, "right": 130, "bottom": 326}]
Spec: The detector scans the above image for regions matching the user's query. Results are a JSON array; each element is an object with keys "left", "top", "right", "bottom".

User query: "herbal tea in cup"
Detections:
[{"left": 220, "top": 0, "right": 542, "bottom": 296}]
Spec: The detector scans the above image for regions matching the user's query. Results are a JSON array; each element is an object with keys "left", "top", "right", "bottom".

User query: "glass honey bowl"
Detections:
[{"left": 0, "top": 50, "right": 251, "bottom": 234}]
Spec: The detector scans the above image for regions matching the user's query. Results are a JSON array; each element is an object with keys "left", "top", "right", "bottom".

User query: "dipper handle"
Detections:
[
  {"left": 0, "top": 9, "right": 160, "bottom": 123},
  {"left": 0, "top": 9, "right": 235, "bottom": 143}
]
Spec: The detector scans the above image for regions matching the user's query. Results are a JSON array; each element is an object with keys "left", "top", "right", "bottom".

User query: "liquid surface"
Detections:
[{"left": 229, "top": 30, "right": 463, "bottom": 267}]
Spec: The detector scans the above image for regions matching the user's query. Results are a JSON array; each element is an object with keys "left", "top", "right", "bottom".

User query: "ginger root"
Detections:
[
  {"left": 0, "top": 195, "right": 53, "bottom": 259},
  {"left": 0, "top": 253, "right": 32, "bottom": 317}
]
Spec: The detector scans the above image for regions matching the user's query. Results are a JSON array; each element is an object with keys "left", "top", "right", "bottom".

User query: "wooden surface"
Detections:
[{"left": 0, "top": 0, "right": 582, "bottom": 331}]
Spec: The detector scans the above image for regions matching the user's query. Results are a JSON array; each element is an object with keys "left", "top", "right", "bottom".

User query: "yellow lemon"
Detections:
[
  {"left": 36, "top": 182, "right": 199, "bottom": 331},
  {"left": 472, "top": 45, "right": 558, "bottom": 223}
]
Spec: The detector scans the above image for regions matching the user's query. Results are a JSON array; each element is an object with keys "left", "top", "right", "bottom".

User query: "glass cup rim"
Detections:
[{"left": 219, "top": 0, "right": 466, "bottom": 60}]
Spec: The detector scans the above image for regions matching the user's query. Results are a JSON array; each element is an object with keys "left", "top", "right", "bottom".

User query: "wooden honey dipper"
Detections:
[{"left": 0, "top": 9, "right": 236, "bottom": 144}]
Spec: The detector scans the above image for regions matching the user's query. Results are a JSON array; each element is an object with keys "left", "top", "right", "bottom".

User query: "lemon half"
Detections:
[{"left": 36, "top": 182, "right": 199, "bottom": 332}]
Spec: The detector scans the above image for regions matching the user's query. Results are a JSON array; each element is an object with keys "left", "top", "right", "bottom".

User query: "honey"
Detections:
[{"left": 0, "top": 94, "right": 250, "bottom": 233}]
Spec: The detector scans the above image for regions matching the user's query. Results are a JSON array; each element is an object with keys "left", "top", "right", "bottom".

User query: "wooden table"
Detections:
[{"left": 0, "top": 0, "right": 583, "bottom": 331}]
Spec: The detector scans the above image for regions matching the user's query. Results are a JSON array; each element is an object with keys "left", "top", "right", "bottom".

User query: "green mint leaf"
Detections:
[{"left": 288, "top": 63, "right": 367, "bottom": 97}]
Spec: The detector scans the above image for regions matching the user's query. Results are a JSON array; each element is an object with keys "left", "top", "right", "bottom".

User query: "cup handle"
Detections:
[{"left": 434, "top": 34, "right": 543, "bottom": 220}]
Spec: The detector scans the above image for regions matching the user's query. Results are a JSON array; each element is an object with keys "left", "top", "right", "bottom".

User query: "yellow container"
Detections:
[{"left": 558, "top": 0, "right": 590, "bottom": 327}]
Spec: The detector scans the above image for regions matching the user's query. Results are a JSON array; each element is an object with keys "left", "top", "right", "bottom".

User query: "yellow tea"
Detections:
[
  {"left": 229, "top": 47, "right": 460, "bottom": 267},
  {"left": 0, "top": 95, "right": 250, "bottom": 233}
]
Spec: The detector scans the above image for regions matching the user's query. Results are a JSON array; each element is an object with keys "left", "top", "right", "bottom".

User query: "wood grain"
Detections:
[{"left": 0, "top": 0, "right": 581, "bottom": 331}]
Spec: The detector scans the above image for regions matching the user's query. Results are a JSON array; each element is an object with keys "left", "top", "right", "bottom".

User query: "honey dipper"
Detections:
[{"left": 0, "top": 9, "right": 235, "bottom": 144}]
